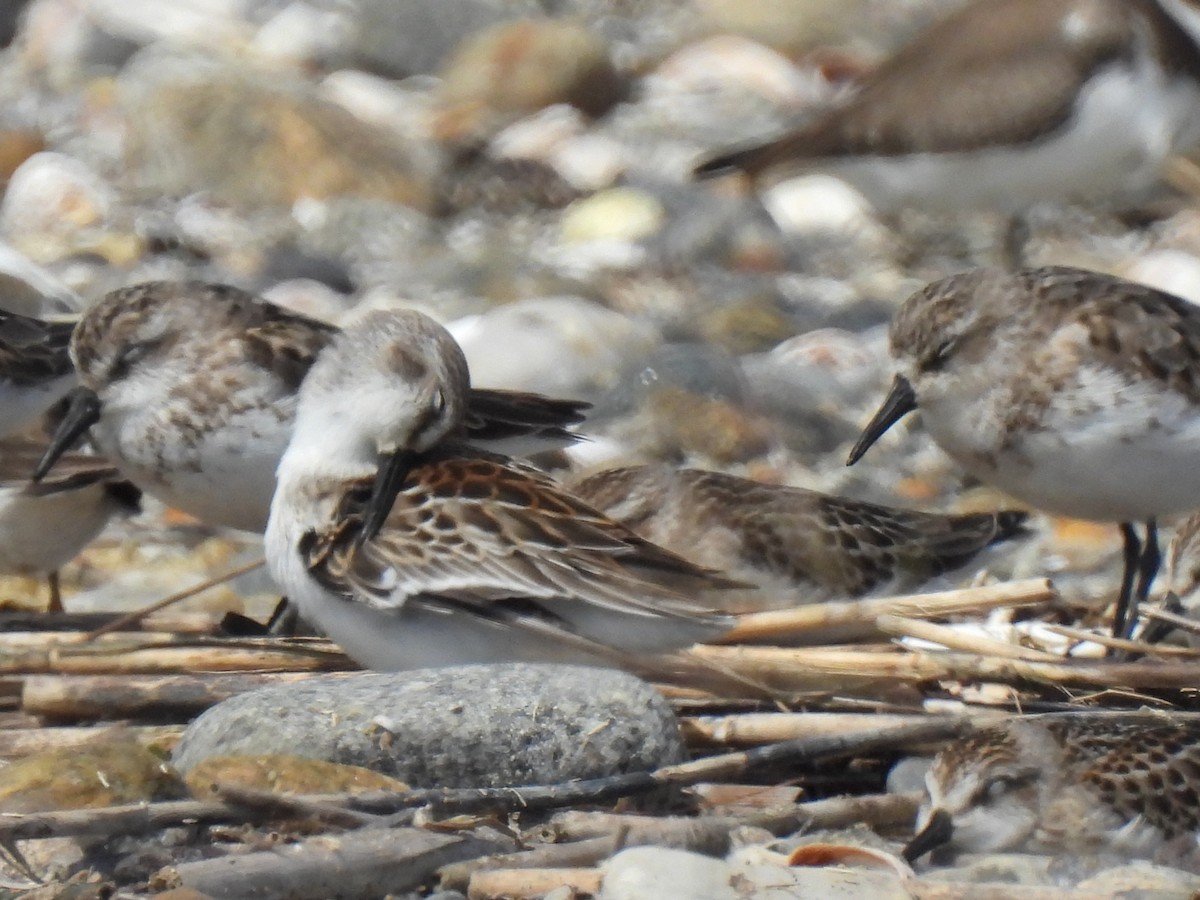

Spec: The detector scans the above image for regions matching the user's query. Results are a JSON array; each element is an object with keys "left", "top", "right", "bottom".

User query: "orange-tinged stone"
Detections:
[
  {"left": 185, "top": 754, "right": 408, "bottom": 797},
  {"left": 1049, "top": 517, "right": 1117, "bottom": 547},
  {"left": 893, "top": 477, "right": 940, "bottom": 502}
]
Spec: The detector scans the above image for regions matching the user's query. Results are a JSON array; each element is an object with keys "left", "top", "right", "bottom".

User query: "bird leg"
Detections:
[
  {"left": 46, "top": 571, "right": 62, "bottom": 615},
  {"left": 1127, "top": 518, "right": 1161, "bottom": 640},
  {"left": 1112, "top": 522, "right": 1141, "bottom": 640},
  {"left": 1112, "top": 520, "right": 1161, "bottom": 641}
]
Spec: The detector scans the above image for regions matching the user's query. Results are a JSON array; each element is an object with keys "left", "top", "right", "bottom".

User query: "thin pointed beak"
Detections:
[
  {"left": 360, "top": 448, "right": 415, "bottom": 543},
  {"left": 902, "top": 808, "right": 954, "bottom": 863},
  {"left": 32, "top": 387, "right": 101, "bottom": 482},
  {"left": 846, "top": 373, "right": 917, "bottom": 466}
]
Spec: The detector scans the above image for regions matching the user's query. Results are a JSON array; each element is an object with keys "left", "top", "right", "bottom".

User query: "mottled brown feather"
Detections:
[
  {"left": 301, "top": 450, "right": 742, "bottom": 622},
  {"left": 892, "top": 266, "right": 1200, "bottom": 405},
  {"left": 0, "top": 310, "right": 74, "bottom": 387},
  {"left": 570, "top": 465, "right": 1027, "bottom": 597},
  {"left": 73, "top": 281, "right": 588, "bottom": 444}
]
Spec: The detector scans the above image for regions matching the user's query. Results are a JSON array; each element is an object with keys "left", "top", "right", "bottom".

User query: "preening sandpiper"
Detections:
[{"left": 265, "top": 309, "right": 739, "bottom": 670}]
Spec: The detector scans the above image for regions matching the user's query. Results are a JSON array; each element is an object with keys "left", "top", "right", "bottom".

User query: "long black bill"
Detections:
[
  {"left": 359, "top": 448, "right": 415, "bottom": 544},
  {"left": 902, "top": 808, "right": 954, "bottom": 863},
  {"left": 846, "top": 373, "right": 917, "bottom": 466},
  {"left": 32, "top": 386, "right": 102, "bottom": 482}
]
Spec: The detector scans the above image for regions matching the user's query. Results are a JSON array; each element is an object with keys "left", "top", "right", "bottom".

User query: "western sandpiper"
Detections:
[
  {"left": 695, "top": 0, "right": 1200, "bottom": 211},
  {"left": 0, "top": 307, "right": 75, "bottom": 438},
  {"left": 906, "top": 713, "right": 1200, "bottom": 862},
  {"left": 33, "top": 281, "right": 588, "bottom": 533},
  {"left": 0, "top": 430, "right": 140, "bottom": 612},
  {"left": 568, "top": 464, "right": 1028, "bottom": 608},
  {"left": 266, "top": 309, "right": 737, "bottom": 670},
  {"left": 847, "top": 265, "right": 1200, "bottom": 640}
]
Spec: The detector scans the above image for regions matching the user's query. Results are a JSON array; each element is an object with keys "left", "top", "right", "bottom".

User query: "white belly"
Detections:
[
  {"left": 928, "top": 387, "right": 1200, "bottom": 523},
  {"left": 0, "top": 483, "right": 117, "bottom": 573},
  {"left": 96, "top": 403, "right": 292, "bottom": 533}
]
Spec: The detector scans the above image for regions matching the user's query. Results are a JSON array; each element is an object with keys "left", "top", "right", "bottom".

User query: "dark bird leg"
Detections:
[
  {"left": 1111, "top": 523, "right": 1140, "bottom": 641},
  {"left": 1112, "top": 520, "right": 1161, "bottom": 641},
  {"left": 46, "top": 571, "right": 62, "bottom": 614},
  {"left": 1126, "top": 518, "right": 1160, "bottom": 640}
]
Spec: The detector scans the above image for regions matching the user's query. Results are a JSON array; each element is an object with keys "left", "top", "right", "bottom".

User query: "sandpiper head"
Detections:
[
  {"left": 298, "top": 309, "right": 470, "bottom": 458},
  {"left": 907, "top": 726, "right": 1044, "bottom": 859},
  {"left": 72, "top": 282, "right": 253, "bottom": 392},
  {"left": 847, "top": 268, "right": 1016, "bottom": 465}
]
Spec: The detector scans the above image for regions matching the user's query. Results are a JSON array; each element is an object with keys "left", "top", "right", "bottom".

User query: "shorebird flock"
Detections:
[
  {"left": 14, "top": 280, "right": 1030, "bottom": 665},
  {"left": 8, "top": 0, "right": 1200, "bottom": 867},
  {"left": 13, "top": 263, "right": 1200, "bottom": 864},
  {"left": 15, "top": 263, "right": 1200, "bottom": 658}
]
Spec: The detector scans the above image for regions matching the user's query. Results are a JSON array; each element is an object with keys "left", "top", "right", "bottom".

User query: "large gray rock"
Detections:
[{"left": 172, "top": 665, "right": 685, "bottom": 787}]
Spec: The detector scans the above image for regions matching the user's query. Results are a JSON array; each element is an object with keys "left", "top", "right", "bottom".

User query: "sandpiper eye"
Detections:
[
  {"left": 110, "top": 339, "right": 158, "bottom": 381},
  {"left": 919, "top": 339, "right": 956, "bottom": 373},
  {"left": 978, "top": 772, "right": 1029, "bottom": 803}
]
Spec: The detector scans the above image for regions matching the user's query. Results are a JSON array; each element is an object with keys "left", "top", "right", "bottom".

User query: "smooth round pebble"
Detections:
[
  {"left": 600, "top": 845, "right": 914, "bottom": 900},
  {"left": 448, "top": 296, "right": 658, "bottom": 398},
  {"left": 172, "top": 665, "right": 686, "bottom": 787},
  {"left": 561, "top": 187, "right": 666, "bottom": 243}
]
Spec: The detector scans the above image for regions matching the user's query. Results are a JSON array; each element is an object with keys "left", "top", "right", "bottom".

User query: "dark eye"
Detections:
[
  {"left": 431, "top": 390, "right": 446, "bottom": 415},
  {"left": 109, "top": 339, "right": 159, "bottom": 381},
  {"left": 975, "top": 771, "right": 1032, "bottom": 804},
  {"left": 984, "top": 778, "right": 1010, "bottom": 801},
  {"left": 919, "top": 339, "right": 956, "bottom": 373}
]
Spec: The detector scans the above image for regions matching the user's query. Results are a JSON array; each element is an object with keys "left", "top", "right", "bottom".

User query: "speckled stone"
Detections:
[{"left": 172, "top": 665, "right": 686, "bottom": 788}]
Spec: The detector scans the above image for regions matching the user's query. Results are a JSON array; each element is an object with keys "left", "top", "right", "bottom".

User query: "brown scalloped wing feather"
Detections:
[{"left": 302, "top": 456, "right": 742, "bottom": 619}]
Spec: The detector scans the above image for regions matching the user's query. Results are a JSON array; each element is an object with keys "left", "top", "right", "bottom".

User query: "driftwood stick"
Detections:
[
  {"left": 86, "top": 558, "right": 266, "bottom": 640},
  {"left": 0, "top": 725, "right": 184, "bottom": 759},
  {"left": 0, "top": 611, "right": 218, "bottom": 634},
  {"left": 439, "top": 836, "right": 620, "bottom": 891},
  {"left": 0, "top": 799, "right": 239, "bottom": 842},
  {"left": 166, "top": 826, "right": 508, "bottom": 900},
  {"left": 462, "top": 869, "right": 1105, "bottom": 900},
  {"left": 22, "top": 672, "right": 328, "bottom": 720},
  {"left": 1042, "top": 622, "right": 1200, "bottom": 657},
  {"left": 652, "top": 717, "right": 967, "bottom": 784},
  {"left": 689, "top": 644, "right": 1200, "bottom": 691},
  {"left": 0, "top": 639, "right": 351, "bottom": 676},
  {"left": 546, "top": 791, "right": 922, "bottom": 844},
  {"left": 875, "top": 615, "right": 1063, "bottom": 661},
  {"left": 1140, "top": 603, "right": 1200, "bottom": 637},
  {"left": 685, "top": 645, "right": 949, "bottom": 691},
  {"left": 467, "top": 866, "right": 602, "bottom": 900},
  {"left": 719, "top": 578, "right": 1055, "bottom": 644},
  {"left": 209, "top": 782, "right": 382, "bottom": 829},
  {"left": 681, "top": 712, "right": 997, "bottom": 748},
  {"left": 909, "top": 882, "right": 1123, "bottom": 899}
]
